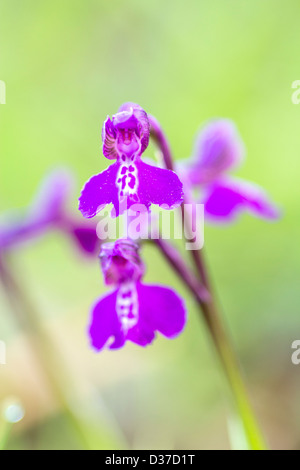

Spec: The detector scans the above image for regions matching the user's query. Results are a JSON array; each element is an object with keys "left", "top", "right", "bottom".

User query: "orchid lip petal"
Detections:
[
  {"left": 88, "top": 238, "right": 186, "bottom": 351},
  {"left": 78, "top": 160, "right": 184, "bottom": 219},
  {"left": 88, "top": 281, "right": 187, "bottom": 351}
]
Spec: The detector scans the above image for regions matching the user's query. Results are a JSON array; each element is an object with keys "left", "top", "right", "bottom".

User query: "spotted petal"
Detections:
[
  {"left": 89, "top": 283, "right": 187, "bottom": 351},
  {"left": 79, "top": 160, "right": 184, "bottom": 218},
  {"left": 78, "top": 162, "right": 120, "bottom": 218},
  {"left": 127, "top": 283, "right": 187, "bottom": 346},
  {"left": 136, "top": 161, "right": 184, "bottom": 210}
]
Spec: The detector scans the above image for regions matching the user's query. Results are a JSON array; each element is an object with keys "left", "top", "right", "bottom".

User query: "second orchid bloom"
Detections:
[
  {"left": 89, "top": 239, "right": 187, "bottom": 350},
  {"left": 181, "top": 119, "right": 279, "bottom": 223},
  {"left": 79, "top": 103, "right": 184, "bottom": 218}
]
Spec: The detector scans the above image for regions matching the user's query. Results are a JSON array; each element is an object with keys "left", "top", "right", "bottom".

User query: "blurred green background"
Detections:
[{"left": 0, "top": 0, "right": 299, "bottom": 450}]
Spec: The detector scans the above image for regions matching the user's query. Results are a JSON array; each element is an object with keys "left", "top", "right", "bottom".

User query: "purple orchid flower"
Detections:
[
  {"left": 89, "top": 239, "right": 187, "bottom": 350},
  {"left": 181, "top": 119, "right": 280, "bottom": 223},
  {"left": 0, "top": 169, "right": 100, "bottom": 256},
  {"left": 79, "top": 103, "right": 184, "bottom": 218}
]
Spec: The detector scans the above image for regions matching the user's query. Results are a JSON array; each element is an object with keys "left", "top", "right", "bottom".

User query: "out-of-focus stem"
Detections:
[
  {"left": 152, "top": 238, "right": 210, "bottom": 304},
  {"left": 0, "top": 256, "right": 89, "bottom": 448},
  {"left": 153, "top": 238, "right": 266, "bottom": 450},
  {"left": 149, "top": 114, "right": 210, "bottom": 288},
  {"left": 149, "top": 116, "right": 267, "bottom": 450},
  {"left": 148, "top": 115, "right": 174, "bottom": 170},
  {"left": 0, "top": 255, "right": 124, "bottom": 450},
  {"left": 149, "top": 114, "right": 213, "bottom": 288},
  {"left": 0, "top": 423, "right": 12, "bottom": 451}
]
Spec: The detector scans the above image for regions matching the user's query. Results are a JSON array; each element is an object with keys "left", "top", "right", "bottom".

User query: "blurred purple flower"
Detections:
[
  {"left": 181, "top": 119, "right": 280, "bottom": 223},
  {"left": 79, "top": 103, "right": 184, "bottom": 218},
  {"left": 0, "top": 169, "right": 100, "bottom": 255},
  {"left": 89, "top": 239, "right": 186, "bottom": 351}
]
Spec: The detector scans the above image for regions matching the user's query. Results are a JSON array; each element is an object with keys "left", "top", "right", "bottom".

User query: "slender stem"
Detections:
[
  {"left": 0, "top": 422, "right": 12, "bottom": 451},
  {"left": 148, "top": 115, "right": 174, "bottom": 170},
  {"left": 152, "top": 238, "right": 211, "bottom": 304},
  {"left": 200, "top": 302, "right": 267, "bottom": 450},
  {"left": 149, "top": 114, "right": 211, "bottom": 289},
  {"left": 149, "top": 116, "right": 267, "bottom": 450}
]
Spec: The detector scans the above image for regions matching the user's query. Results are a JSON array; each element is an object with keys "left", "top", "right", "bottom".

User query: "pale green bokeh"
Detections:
[{"left": 0, "top": 0, "right": 299, "bottom": 449}]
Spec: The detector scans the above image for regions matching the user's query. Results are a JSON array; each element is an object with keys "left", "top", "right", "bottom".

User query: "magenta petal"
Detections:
[
  {"left": 89, "top": 282, "right": 186, "bottom": 351},
  {"left": 102, "top": 104, "right": 150, "bottom": 160},
  {"left": 117, "top": 103, "right": 150, "bottom": 153},
  {"left": 69, "top": 225, "right": 100, "bottom": 255},
  {"left": 188, "top": 119, "right": 244, "bottom": 185},
  {"left": 127, "top": 283, "right": 187, "bottom": 346},
  {"left": 28, "top": 169, "right": 73, "bottom": 225},
  {"left": 102, "top": 117, "right": 118, "bottom": 160},
  {"left": 0, "top": 169, "right": 73, "bottom": 250},
  {"left": 79, "top": 160, "right": 184, "bottom": 219},
  {"left": 203, "top": 178, "right": 280, "bottom": 222},
  {"left": 89, "top": 290, "right": 125, "bottom": 351},
  {"left": 100, "top": 239, "right": 145, "bottom": 285},
  {"left": 0, "top": 216, "right": 40, "bottom": 250},
  {"left": 137, "top": 161, "right": 184, "bottom": 210},
  {"left": 78, "top": 162, "right": 120, "bottom": 218}
]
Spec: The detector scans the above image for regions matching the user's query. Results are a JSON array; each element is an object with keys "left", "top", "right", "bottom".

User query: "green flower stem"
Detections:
[
  {"left": 198, "top": 292, "right": 267, "bottom": 450},
  {"left": 153, "top": 237, "right": 267, "bottom": 450},
  {"left": 149, "top": 119, "right": 267, "bottom": 450},
  {"left": 0, "top": 422, "right": 12, "bottom": 451}
]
